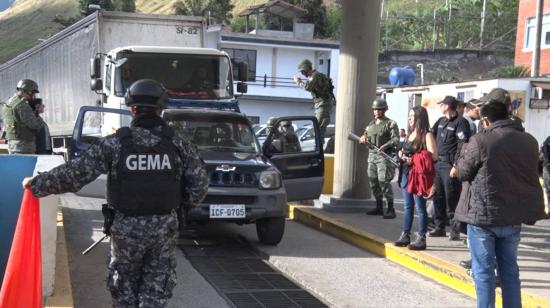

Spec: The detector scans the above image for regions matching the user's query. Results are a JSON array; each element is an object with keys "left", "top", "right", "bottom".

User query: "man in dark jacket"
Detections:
[{"left": 455, "top": 101, "right": 546, "bottom": 308}]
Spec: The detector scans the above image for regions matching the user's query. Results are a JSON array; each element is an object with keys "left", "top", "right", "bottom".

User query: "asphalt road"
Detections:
[{"left": 60, "top": 193, "right": 474, "bottom": 308}]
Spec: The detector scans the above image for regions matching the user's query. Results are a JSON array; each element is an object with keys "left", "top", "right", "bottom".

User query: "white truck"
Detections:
[{"left": 0, "top": 11, "right": 247, "bottom": 156}]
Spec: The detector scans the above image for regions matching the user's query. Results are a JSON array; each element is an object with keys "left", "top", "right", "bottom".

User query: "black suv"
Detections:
[{"left": 71, "top": 106, "right": 324, "bottom": 245}]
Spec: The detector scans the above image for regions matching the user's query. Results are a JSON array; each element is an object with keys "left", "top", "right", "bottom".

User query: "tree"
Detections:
[
  {"left": 113, "top": 0, "right": 136, "bottom": 13},
  {"left": 79, "top": 0, "right": 113, "bottom": 15},
  {"left": 173, "top": 0, "right": 233, "bottom": 25},
  {"left": 288, "top": 0, "right": 329, "bottom": 38},
  {"left": 206, "top": 0, "right": 234, "bottom": 25},
  {"left": 173, "top": 0, "right": 207, "bottom": 17}
]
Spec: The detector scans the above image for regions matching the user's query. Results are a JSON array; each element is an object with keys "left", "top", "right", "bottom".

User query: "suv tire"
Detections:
[{"left": 256, "top": 217, "right": 285, "bottom": 245}]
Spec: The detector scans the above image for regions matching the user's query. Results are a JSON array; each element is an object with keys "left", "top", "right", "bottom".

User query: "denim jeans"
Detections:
[
  {"left": 468, "top": 224, "right": 522, "bottom": 308},
  {"left": 400, "top": 172, "right": 428, "bottom": 236}
]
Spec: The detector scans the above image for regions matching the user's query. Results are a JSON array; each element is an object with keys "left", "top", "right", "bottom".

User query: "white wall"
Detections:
[{"left": 34, "top": 155, "right": 65, "bottom": 296}]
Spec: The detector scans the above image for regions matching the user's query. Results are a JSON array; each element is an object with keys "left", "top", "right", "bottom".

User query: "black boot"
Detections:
[
  {"left": 366, "top": 199, "right": 384, "bottom": 215},
  {"left": 394, "top": 232, "right": 410, "bottom": 247},
  {"left": 383, "top": 201, "right": 396, "bottom": 219},
  {"left": 408, "top": 233, "right": 426, "bottom": 250}
]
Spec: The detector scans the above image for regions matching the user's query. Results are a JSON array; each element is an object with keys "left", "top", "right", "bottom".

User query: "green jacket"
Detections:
[
  {"left": 364, "top": 116, "right": 399, "bottom": 155},
  {"left": 297, "top": 70, "right": 335, "bottom": 109},
  {"left": 2, "top": 95, "right": 43, "bottom": 142}
]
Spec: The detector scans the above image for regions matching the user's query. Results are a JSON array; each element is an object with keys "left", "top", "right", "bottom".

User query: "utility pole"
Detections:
[
  {"left": 531, "top": 0, "right": 544, "bottom": 77},
  {"left": 432, "top": 9, "right": 437, "bottom": 51},
  {"left": 479, "top": 0, "right": 487, "bottom": 51}
]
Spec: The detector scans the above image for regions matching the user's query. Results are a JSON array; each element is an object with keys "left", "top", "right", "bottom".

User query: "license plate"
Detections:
[{"left": 209, "top": 204, "right": 246, "bottom": 218}]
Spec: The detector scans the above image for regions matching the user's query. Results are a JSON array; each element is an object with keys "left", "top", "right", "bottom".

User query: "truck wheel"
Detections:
[{"left": 256, "top": 217, "right": 285, "bottom": 245}]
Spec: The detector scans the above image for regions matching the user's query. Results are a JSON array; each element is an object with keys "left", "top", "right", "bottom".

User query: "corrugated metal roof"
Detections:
[{"left": 238, "top": 0, "right": 307, "bottom": 19}]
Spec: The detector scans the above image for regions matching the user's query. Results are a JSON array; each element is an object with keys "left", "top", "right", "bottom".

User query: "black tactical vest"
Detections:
[{"left": 107, "top": 126, "right": 181, "bottom": 216}]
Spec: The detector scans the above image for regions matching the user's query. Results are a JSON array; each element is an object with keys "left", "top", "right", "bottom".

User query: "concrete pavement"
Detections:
[{"left": 289, "top": 200, "right": 550, "bottom": 308}]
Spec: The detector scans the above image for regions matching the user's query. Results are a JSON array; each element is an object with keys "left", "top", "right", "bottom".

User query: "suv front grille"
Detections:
[
  {"left": 209, "top": 171, "right": 257, "bottom": 187},
  {"left": 203, "top": 195, "right": 256, "bottom": 204}
]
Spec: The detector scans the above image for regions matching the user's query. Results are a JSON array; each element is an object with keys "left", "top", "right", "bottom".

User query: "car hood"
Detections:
[{"left": 199, "top": 150, "right": 272, "bottom": 172}]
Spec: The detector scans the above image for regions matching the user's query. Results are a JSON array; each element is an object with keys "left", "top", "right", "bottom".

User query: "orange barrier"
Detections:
[{"left": 0, "top": 189, "right": 42, "bottom": 308}]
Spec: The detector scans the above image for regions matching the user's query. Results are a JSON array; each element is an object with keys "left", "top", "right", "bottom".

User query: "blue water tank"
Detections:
[{"left": 389, "top": 66, "right": 416, "bottom": 86}]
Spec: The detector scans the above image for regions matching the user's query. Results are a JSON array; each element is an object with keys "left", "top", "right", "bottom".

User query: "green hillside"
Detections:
[{"left": 0, "top": 0, "right": 503, "bottom": 64}]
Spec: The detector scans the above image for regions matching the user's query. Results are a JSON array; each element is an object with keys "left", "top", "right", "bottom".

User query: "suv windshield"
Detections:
[
  {"left": 114, "top": 53, "right": 233, "bottom": 100},
  {"left": 166, "top": 117, "right": 259, "bottom": 154}
]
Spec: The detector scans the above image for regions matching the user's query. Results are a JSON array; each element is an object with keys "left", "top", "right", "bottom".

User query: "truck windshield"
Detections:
[
  {"left": 114, "top": 53, "right": 234, "bottom": 100},
  {"left": 166, "top": 118, "right": 259, "bottom": 154}
]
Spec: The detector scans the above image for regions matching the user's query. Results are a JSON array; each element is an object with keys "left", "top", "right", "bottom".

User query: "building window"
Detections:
[
  {"left": 222, "top": 48, "right": 257, "bottom": 82},
  {"left": 524, "top": 15, "right": 550, "bottom": 50}
]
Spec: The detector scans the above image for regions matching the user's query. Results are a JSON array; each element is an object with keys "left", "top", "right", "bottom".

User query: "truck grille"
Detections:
[
  {"left": 203, "top": 195, "right": 256, "bottom": 205},
  {"left": 209, "top": 171, "right": 257, "bottom": 187}
]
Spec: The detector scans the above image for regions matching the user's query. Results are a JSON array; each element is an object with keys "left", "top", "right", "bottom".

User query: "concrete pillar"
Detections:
[{"left": 332, "top": 1, "right": 382, "bottom": 201}]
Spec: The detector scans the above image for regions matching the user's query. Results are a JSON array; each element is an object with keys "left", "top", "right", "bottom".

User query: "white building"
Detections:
[
  {"left": 384, "top": 78, "right": 550, "bottom": 145},
  {"left": 205, "top": 1, "right": 339, "bottom": 126}
]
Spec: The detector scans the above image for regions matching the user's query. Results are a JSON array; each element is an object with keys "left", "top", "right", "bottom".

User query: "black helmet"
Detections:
[
  {"left": 16, "top": 79, "right": 39, "bottom": 93},
  {"left": 372, "top": 98, "right": 388, "bottom": 110},
  {"left": 124, "top": 79, "right": 168, "bottom": 108}
]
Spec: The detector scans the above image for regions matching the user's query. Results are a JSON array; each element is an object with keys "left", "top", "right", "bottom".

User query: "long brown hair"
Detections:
[{"left": 408, "top": 106, "right": 430, "bottom": 152}]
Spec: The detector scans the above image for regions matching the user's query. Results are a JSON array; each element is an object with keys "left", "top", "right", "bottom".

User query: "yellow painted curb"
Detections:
[
  {"left": 289, "top": 205, "right": 550, "bottom": 308},
  {"left": 44, "top": 211, "right": 74, "bottom": 308}
]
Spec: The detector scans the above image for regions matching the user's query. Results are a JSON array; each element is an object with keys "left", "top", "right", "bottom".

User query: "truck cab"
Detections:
[
  {"left": 90, "top": 46, "right": 247, "bottom": 130},
  {"left": 71, "top": 106, "right": 324, "bottom": 245}
]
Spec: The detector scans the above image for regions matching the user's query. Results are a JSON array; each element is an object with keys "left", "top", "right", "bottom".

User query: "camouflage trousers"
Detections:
[
  {"left": 543, "top": 168, "right": 550, "bottom": 206},
  {"left": 315, "top": 105, "right": 332, "bottom": 140},
  {"left": 367, "top": 153, "right": 396, "bottom": 202},
  {"left": 108, "top": 211, "right": 178, "bottom": 308},
  {"left": 8, "top": 139, "right": 36, "bottom": 154}
]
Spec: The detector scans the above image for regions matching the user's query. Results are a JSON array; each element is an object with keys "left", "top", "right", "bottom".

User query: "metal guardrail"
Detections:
[{"left": 248, "top": 75, "right": 299, "bottom": 88}]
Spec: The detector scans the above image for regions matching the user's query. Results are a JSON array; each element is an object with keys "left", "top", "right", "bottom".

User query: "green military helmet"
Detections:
[
  {"left": 266, "top": 116, "right": 278, "bottom": 127},
  {"left": 16, "top": 79, "right": 39, "bottom": 93},
  {"left": 372, "top": 98, "right": 388, "bottom": 110},
  {"left": 297, "top": 59, "right": 312, "bottom": 71}
]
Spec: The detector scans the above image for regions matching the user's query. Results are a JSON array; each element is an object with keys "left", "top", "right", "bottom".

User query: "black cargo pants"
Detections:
[{"left": 433, "top": 161, "right": 461, "bottom": 231}]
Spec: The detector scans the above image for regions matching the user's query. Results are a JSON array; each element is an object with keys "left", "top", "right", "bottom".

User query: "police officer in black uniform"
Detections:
[
  {"left": 23, "top": 79, "right": 208, "bottom": 307},
  {"left": 429, "top": 96, "right": 470, "bottom": 240}
]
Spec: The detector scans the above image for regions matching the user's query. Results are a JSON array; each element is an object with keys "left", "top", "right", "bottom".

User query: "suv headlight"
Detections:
[{"left": 259, "top": 170, "right": 282, "bottom": 189}]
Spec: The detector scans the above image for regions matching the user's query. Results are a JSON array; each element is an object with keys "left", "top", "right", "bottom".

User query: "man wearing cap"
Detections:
[
  {"left": 293, "top": 59, "right": 335, "bottom": 139},
  {"left": 455, "top": 100, "right": 546, "bottom": 308},
  {"left": 430, "top": 96, "right": 471, "bottom": 240},
  {"left": 464, "top": 99, "right": 481, "bottom": 135},
  {"left": 477, "top": 88, "right": 524, "bottom": 132},
  {"left": 1, "top": 79, "right": 44, "bottom": 154}
]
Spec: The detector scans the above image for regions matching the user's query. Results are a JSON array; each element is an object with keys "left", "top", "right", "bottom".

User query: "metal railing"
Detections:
[{"left": 247, "top": 75, "right": 300, "bottom": 88}]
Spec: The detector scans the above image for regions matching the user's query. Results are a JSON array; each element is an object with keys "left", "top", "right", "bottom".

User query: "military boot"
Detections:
[
  {"left": 383, "top": 201, "right": 396, "bottom": 219},
  {"left": 393, "top": 232, "right": 410, "bottom": 247},
  {"left": 408, "top": 233, "right": 427, "bottom": 250},
  {"left": 366, "top": 199, "right": 384, "bottom": 215}
]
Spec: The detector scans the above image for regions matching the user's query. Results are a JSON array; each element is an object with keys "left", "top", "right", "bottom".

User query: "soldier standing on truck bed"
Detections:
[
  {"left": 293, "top": 59, "right": 335, "bottom": 140},
  {"left": 22, "top": 79, "right": 208, "bottom": 307},
  {"left": 2, "top": 79, "right": 44, "bottom": 154}
]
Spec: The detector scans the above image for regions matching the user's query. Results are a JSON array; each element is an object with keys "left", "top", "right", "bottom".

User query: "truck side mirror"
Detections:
[
  {"left": 90, "top": 78, "right": 103, "bottom": 91},
  {"left": 90, "top": 55, "right": 101, "bottom": 78},
  {"left": 236, "top": 82, "right": 248, "bottom": 94},
  {"left": 237, "top": 62, "right": 248, "bottom": 81}
]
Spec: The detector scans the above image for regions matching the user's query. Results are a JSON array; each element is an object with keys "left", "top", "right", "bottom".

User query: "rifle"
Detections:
[
  {"left": 82, "top": 204, "right": 114, "bottom": 255},
  {"left": 348, "top": 132, "right": 400, "bottom": 168}
]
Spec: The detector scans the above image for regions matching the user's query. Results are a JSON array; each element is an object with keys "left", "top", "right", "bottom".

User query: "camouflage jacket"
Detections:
[
  {"left": 296, "top": 70, "right": 335, "bottom": 109},
  {"left": 2, "top": 94, "right": 43, "bottom": 141},
  {"left": 364, "top": 116, "right": 399, "bottom": 155},
  {"left": 30, "top": 125, "right": 208, "bottom": 206}
]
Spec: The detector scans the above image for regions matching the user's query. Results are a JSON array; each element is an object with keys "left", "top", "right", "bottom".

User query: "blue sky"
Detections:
[{"left": 0, "top": 0, "right": 14, "bottom": 11}]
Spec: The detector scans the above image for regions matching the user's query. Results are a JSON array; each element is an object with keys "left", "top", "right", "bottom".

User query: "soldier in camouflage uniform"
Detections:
[
  {"left": 2, "top": 79, "right": 44, "bottom": 154},
  {"left": 360, "top": 98, "right": 399, "bottom": 219},
  {"left": 293, "top": 59, "right": 335, "bottom": 139},
  {"left": 278, "top": 120, "right": 301, "bottom": 153},
  {"left": 23, "top": 79, "right": 208, "bottom": 308}
]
